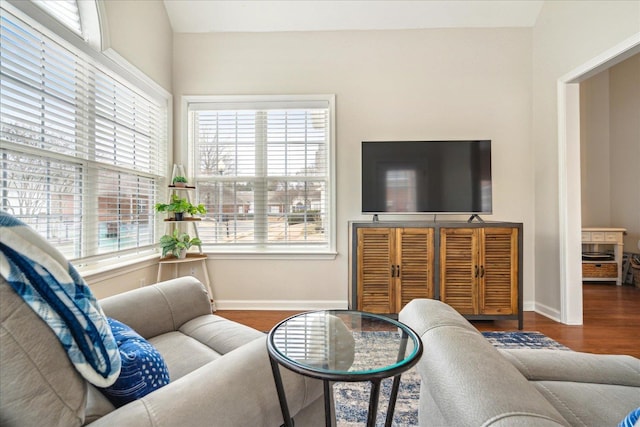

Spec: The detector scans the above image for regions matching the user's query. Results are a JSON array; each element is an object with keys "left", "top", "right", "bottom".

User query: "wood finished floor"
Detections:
[{"left": 216, "top": 282, "right": 640, "bottom": 358}]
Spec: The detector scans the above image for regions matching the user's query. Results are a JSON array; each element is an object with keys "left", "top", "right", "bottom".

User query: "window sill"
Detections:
[
  {"left": 76, "top": 253, "right": 160, "bottom": 282},
  {"left": 203, "top": 249, "right": 338, "bottom": 260}
]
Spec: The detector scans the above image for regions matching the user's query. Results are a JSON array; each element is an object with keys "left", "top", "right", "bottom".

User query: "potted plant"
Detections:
[
  {"left": 155, "top": 194, "right": 207, "bottom": 221},
  {"left": 159, "top": 228, "right": 202, "bottom": 258},
  {"left": 172, "top": 176, "right": 188, "bottom": 187}
]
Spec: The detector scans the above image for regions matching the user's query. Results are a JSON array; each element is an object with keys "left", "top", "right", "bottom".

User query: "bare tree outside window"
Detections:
[
  {"left": 1, "top": 10, "right": 167, "bottom": 262},
  {"left": 188, "top": 101, "right": 332, "bottom": 250}
]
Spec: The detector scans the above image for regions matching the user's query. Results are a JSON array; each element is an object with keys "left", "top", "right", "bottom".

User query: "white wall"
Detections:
[
  {"left": 581, "top": 54, "right": 640, "bottom": 251},
  {"left": 173, "top": 28, "right": 535, "bottom": 309},
  {"left": 88, "top": 0, "right": 639, "bottom": 313},
  {"left": 101, "top": 0, "right": 173, "bottom": 92},
  {"left": 532, "top": 0, "right": 640, "bottom": 317},
  {"left": 85, "top": 259, "right": 160, "bottom": 299},
  {"left": 610, "top": 54, "right": 640, "bottom": 251},
  {"left": 580, "top": 70, "right": 611, "bottom": 226}
]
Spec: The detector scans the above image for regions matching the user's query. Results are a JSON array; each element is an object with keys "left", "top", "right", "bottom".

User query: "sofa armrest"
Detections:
[
  {"left": 86, "top": 337, "right": 324, "bottom": 427},
  {"left": 99, "top": 277, "right": 212, "bottom": 339},
  {"left": 400, "top": 299, "right": 569, "bottom": 427},
  {"left": 499, "top": 349, "right": 640, "bottom": 387}
]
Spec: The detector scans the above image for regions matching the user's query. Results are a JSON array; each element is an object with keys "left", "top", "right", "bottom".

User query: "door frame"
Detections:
[{"left": 557, "top": 33, "right": 640, "bottom": 324}]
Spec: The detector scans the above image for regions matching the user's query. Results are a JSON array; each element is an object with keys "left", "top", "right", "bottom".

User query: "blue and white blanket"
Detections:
[{"left": 0, "top": 211, "right": 121, "bottom": 387}]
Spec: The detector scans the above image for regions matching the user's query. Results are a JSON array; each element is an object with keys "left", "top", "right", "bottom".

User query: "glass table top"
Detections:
[{"left": 267, "top": 310, "right": 422, "bottom": 381}]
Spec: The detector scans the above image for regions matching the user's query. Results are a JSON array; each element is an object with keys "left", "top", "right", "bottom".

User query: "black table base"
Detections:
[{"left": 267, "top": 310, "right": 422, "bottom": 427}]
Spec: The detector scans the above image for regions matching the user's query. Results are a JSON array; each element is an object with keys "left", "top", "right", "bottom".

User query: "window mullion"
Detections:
[
  {"left": 78, "top": 59, "right": 99, "bottom": 258},
  {"left": 254, "top": 111, "right": 267, "bottom": 245}
]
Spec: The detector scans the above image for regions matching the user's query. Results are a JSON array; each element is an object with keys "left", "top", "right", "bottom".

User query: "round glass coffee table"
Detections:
[{"left": 267, "top": 310, "right": 423, "bottom": 427}]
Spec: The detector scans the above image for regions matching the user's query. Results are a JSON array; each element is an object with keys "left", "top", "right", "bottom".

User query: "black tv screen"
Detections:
[{"left": 361, "top": 140, "right": 492, "bottom": 214}]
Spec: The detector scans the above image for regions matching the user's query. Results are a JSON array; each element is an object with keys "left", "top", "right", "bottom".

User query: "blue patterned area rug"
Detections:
[
  {"left": 334, "top": 331, "right": 568, "bottom": 427},
  {"left": 482, "top": 331, "right": 570, "bottom": 351}
]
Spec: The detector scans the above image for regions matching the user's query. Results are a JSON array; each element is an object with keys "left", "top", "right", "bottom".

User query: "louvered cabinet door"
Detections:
[
  {"left": 480, "top": 227, "right": 518, "bottom": 315},
  {"left": 352, "top": 221, "right": 521, "bottom": 326},
  {"left": 357, "top": 228, "right": 395, "bottom": 313},
  {"left": 396, "top": 228, "right": 434, "bottom": 312},
  {"left": 440, "top": 228, "right": 479, "bottom": 315}
]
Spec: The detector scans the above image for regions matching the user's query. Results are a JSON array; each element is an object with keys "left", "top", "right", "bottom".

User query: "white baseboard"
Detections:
[
  {"left": 532, "top": 302, "right": 562, "bottom": 322},
  {"left": 215, "top": 300, "right": 349, "bottom": 311},
  {"left": 523, "top": 300, "right": 536, "bottom": 311}
]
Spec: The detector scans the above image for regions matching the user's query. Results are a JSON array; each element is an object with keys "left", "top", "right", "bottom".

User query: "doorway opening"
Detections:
[{"left": 558, "top": 33, "right": 640, "bottom": 325}]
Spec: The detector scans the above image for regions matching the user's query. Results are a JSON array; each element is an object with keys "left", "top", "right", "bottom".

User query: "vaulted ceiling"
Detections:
[{"left": 163, "top": 0, "right": 544, "bottom": 33}]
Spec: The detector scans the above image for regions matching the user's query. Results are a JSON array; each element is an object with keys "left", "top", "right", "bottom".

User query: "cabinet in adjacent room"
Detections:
[
  {"left": 356, "top": 227, "right": 434, "bottom": 314},
  {"left": 581, "top": 228, "right": 625, "bottom": 286},
  {"left": 439, "top": 227, "right": 519, "bottom": 319}
]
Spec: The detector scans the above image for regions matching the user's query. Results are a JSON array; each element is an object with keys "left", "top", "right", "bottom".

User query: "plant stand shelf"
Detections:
[
  {"left": 157, "top": 164, "right": 215, "bottom": 310},
  {"left": 159, "top": 253, "right": 208, "bottom": 263}
]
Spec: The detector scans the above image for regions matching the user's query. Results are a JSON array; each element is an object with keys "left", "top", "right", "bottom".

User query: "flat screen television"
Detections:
[{"left": 361, "top": 140, "right": 492, "bottom": 215}]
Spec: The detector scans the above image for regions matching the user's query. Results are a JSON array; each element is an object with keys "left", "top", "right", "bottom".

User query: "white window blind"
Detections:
[
  {"left": 188, "top": 97, "right": 334, "bottom": 252},
  {"left": 32, "top": 0, "right": 82, "bottom": 36},
  {"left": 0, "top": 7, "right": 167, "bottom": 262}
]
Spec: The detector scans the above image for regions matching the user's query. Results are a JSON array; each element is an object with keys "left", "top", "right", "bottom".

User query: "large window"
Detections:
[
  {"left": 0, "top": 3, "right": 168, "bottom": 264},
  {"left": 187, "top": 96, "right": 335, "bottom": 254}
]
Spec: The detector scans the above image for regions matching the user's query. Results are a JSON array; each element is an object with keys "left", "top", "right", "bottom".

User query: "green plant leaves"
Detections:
[
  {"left": 159, "top": 228, "right": 201, "bottom": 257},
  {"left": 154, "top": 194, "right": 207, "bottom": 215}
]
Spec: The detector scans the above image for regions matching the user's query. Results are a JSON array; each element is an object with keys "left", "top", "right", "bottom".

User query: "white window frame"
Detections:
[
  {"left": 183, "top": 94, "right": 337, "bottom": 259},
  {"left": 1, "top": 1, "right": 171, "bottom": 270}
]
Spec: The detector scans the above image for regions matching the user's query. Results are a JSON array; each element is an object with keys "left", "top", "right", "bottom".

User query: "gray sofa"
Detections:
[
  {"left": 399, "top": 298, "right": 640, "bottom": 427},
  {"left": 1, "top": 276, "right": 326, "bottom": 426}
]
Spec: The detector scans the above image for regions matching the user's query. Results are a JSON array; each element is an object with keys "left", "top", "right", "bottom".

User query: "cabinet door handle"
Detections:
[
  {"left": 391, "top": 265, "right": 395, "bottom": 277},
  {"left": 474, "top": 265, "right": 479, "bottom": 278},
  {"left": 480, "top": 266, "right": 485, "bottom": 278},
  {"left": 396, "top": 265, "right": 401, "bottom": 277}
]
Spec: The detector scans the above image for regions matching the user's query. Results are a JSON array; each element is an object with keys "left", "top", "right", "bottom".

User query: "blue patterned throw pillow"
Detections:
[
  {"left": 619, "top": 407, "right": 640, "bottom": 427},
  {"left": 100, "top": 318, "right": 170, "bottom": 407}
]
